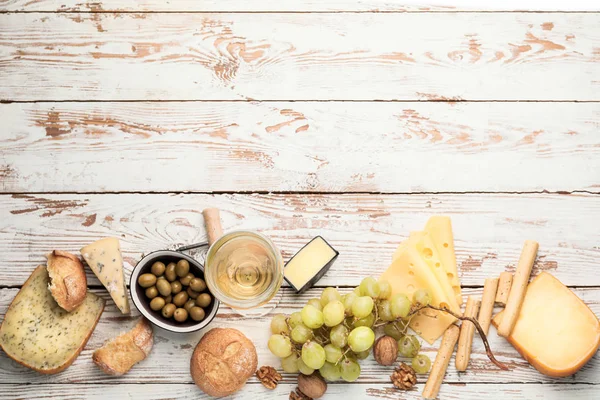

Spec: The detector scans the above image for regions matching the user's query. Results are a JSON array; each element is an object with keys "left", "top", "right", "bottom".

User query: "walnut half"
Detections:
[{"left": 256, "top": 366, "right": 282, "bottom": 390}]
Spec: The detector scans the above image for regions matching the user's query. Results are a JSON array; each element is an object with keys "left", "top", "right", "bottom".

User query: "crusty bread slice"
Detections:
[
  {"left": 0, "top": 265, "right": 105, "bottom": 374},
  {"left": 47, "top": 250, "right": 88, "bottom": 312},
  {"left": 93, "top": 318, "right": 153, "bottom": 376}
]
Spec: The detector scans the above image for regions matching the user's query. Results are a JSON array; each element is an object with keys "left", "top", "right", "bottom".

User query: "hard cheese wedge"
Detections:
[
  {"left": 81, "top": 237, "right": 130, "bottom": 314},
  {"left": 0, "top": 266, "right": 105, "bottom": 374},
  {"left": 424, "top": 216, "right": 462, "bottom": 306},
  {"left": 492, "top": 272, "right": 600, "bottom": 377},
  {"left": 381, "top": 245, "right": 456, "bottom": 344}
]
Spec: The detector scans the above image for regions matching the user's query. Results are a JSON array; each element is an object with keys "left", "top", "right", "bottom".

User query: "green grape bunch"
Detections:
[{"left": 267, "top": 277, "right": 432, "bottom": 382}]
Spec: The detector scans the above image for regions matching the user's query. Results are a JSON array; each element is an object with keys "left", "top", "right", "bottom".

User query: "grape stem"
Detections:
[{"left": 410, "top": 304, "right": 509, "bottom": 371}]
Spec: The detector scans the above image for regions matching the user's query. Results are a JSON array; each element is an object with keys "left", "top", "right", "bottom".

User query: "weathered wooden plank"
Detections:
[
  {"left": 1, "top": 0, "right": 598, "bottom": 12},
  {"left": 1, "top": 102, "right": 599, "bottom": 193},
  {"left": 0, "top": 193, "right": 599, "bottom": 287},
  {"left": 0, "top": 287, "right": 598, "bottom": 384},
  {"left": 1, "top": 13, "right": 598, "bottom": 101}
]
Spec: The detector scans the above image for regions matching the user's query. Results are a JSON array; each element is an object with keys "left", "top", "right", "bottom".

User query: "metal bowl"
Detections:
[{"left": 130, "top": 250, "right": 219, "bottom": 333}]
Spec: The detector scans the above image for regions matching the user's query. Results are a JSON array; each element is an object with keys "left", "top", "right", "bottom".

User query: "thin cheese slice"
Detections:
[
  {"left": 492, "top": 272, "right": 600, "bottom": 377},
  {"left": 81, "top": 238, "right": 130, "bottom": 314},
  {"left": 424, "top": 216, "right": 462, "bottom": 306},
  {"left": 381, "top": 245, "right": 456, "bottom": 344}
]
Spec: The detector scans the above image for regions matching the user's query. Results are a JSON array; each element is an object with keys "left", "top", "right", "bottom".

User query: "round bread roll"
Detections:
[
  {"left": 47, "top": 250, "right": 87, "bottom": 312},
  {"left": 190, "top": 328, "right": 257, "bottom": 397}
]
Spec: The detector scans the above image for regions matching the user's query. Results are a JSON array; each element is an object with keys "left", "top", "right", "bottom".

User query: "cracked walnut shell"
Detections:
[{"left": 256, "top": 366, "right": 282, "bottom": 389}]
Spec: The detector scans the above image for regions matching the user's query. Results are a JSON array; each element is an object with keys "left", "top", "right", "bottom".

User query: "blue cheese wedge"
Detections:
[
  {"left": 81, "top": 237, "right": 130, "bottom": 314},
  {"left": 0, "top": 266, "right": 105, "bottom": 374}
]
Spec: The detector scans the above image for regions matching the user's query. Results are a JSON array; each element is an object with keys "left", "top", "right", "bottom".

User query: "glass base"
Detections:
[{"left": 229, "top": 289, "right": 283, "bottom": 318}]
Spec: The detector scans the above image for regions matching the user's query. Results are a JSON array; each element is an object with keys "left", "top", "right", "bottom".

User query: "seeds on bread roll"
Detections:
[{"left": 47, "top": 250, "right": 87, "bottom": 312}]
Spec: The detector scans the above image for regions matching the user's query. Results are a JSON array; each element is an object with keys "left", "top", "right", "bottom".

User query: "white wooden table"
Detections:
[{"left": 1, "top": 1, "right": 599, "bottom": 398}]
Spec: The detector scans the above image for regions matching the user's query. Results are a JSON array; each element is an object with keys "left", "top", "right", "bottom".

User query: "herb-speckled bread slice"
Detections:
[{"left": 0, "top": 265, "right": 105, "bottom": 374}]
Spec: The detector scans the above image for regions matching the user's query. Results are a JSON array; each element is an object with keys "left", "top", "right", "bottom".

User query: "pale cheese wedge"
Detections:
[{"left": 381, "top": 245, "right": 456, "bottom": 344}]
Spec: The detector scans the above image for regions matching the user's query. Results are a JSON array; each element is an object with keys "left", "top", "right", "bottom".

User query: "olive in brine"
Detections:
[
  {"left": 187, "top": 287, "right": 200, "bottom": 299},
  {"left": 173, "top": 291, "right": 189, "bottom": 307},
  {"left": 150, "top": 297, "right": 165, "bottom": 311},
  {"left": 138, "top": 273, "right": 157, "bottom": 288},
  {"left": 174, "top": 308, "right": 188, "bottom": 322},
  {"left": 163, "top": 295, "right": 172, "bottom": 304},
  {"left": 175, "top": 259, "right": 190, "bottom": 277},
  {"left": 162, "top": 303, "right": 176, "bottom": 318},
  {"left": 189, "top": 278, "right": 207, "bottom": 293},
  {"left": 171, "top": 281, "right": 182, "bottom": 294},
  {"left": 180, "top": 273, "right": 194, "bottom": 286},
  {"left": 190, "top": 307, "right": 206, "bottom": 322},
  {"left": 165, "top": 262, "right": 177, "bottom": 282},
  {"left": 151, "top": 261, "right": 166, "bottom": 277},
  {"left": 156, "top": 278, "right": 172, "bottom": 296},
  {"left": 145, "top": 286, "right": 158, "bottom": 299},
  {"left": 196, "top": 293, "right": 212, "bottom": 308},
  {"left": 184, "top": 299, "right": 196, "bottom": 312}
]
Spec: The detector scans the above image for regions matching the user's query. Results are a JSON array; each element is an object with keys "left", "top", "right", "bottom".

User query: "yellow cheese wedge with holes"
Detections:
[{"left": 492, "top": 272, "right": 600, "bottom": 377}]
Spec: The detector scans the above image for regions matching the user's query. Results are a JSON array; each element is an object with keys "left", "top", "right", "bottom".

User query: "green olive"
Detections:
[
  {"left": 165, "top": 262, "right": 177, "bottom": 282},
  {"left": 187, "top": 287, "right": 200, "bottom": 299},
  {"left": 174, "top": 308, "right": 188, "bottom": 322},
  {"left": 173, "top": 291, "right": 189, "bottom": 307},
  {"left": 180, "top": 273, "right": 194, "bottom": 286},
  {"left": 189, "top": 277, "right": 207, "bottom": 292},
  {"left": 151, "top": 261, "right": 166, "bottom": 277},
  {"left": 162, "top": 303, "right": 176, "bottom": 318},
  {"left": 184, "top": 299, "right": 196, "bottom": 312},
  {"left": 163, "top": 295, "right": 172, "bottom": 304},
  {"left": 150, "top": 297, "right": 165, "bottom": 311},
  {"left": 170, "top": 281, "right": 182, "bottom": 294},
  {"left": 138, "top": 273, "right": 157, "bottom": 288},
  {"left": 196, "top": 293, "right": 212, "bottom": 308},
  {"left": 190, "top": 307, "right": 206, "bottom": 322},
  {"left": 156, "top": 278, "right": 172, "bottom": 297},
  {"left": 175, "top": 259, "right": 190, "bottom": 277},
  {"left": 145, "top": 286, "right": 158, "bottom": 299}
]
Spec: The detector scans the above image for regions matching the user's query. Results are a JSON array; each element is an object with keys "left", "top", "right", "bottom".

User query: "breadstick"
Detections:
[
  {"left": 202, "top": 208, "right": 223, "bottom": 246},
  {"left": 495, "top": 272, "right": 513, "bottom": 305},
  {"left": 455, "top": 296, "right": 481, "bottom": 371},
  {"left": 478, "top": 278, "right": 499, "bottom": 335},
  {"left": 422, "top": 325, "right": 460, "bottom": 400},
  {"left": 497, "top": 240, "right": 538, "bottom": 338}
]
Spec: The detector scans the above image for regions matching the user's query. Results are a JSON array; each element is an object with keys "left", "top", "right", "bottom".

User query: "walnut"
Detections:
[
  {"left": 374, "top": 335, "right": 398, "bottom": 366},
  {"left": 391, "top": 362, "right": 417, "bottom": 390},
  {"left": 256, "top": 366, "right": 282, "bottom": 390},
  {"left": 290, "top": 387, "right": 312, "bottom": 400},
  {"left": 297, "top": 373, "right": 327, "bottom": 399}
]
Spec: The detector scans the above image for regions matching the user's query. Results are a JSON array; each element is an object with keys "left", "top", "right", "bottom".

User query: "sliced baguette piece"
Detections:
[
  {"left": 93, "top": 318, "right": 154, "bottom": 376},
  {"left": 0, "top": 265, "right": 105, "bottom": 374},
  {"left": 47, "top": 250, "right": 87, "bottom": 312}
]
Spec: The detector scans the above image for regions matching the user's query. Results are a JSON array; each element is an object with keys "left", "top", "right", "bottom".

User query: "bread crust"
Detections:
[
  {"left": 190, "top": 328, "right": 258, "bottom": 397},
  {"left": 93, "top": 318, "right": 154, "bottom": 376},
  {"left": 47, "top": 250, "right": 87, "bottom": 312}
]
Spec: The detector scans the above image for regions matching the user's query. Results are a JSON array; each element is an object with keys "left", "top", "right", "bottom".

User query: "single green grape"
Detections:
[
  {"left": 320, "top": 287, "right": 342, "bottom": 307},
  {"left": 340, "top": 359, "right": 361, "bottom": 382},
  {"left": 289, "top": 311, "right": 303, "bottom": 328},
  {"left": 377, "top": 299, "right": 394, "bottom": 322},
  {"left": 307, "top": 298, "right": 323, "bottom": 311},
  {"left": 348, "top": 326, "right": 375, "bottom": 352},
  {"left": 359, "top": 276, "right": 381, "bottom": 298},
  {"left": 302, "top": 341, "right": 326, "bottom": 370},
  {"left": 412, "top": 354, "right": 432, "bottom": 374},
  {"left": 398, "top": 335, "right": 421, "bottom": 358},
  {"left": 343, "top": 292, "right": 358, "bottom": 315},
  {"left": 353, "top": 312, "right": 375, "bottom": 328},
  {"left": 378, "top": 279, "right": 392, "bottom": 299},
  {"left": 354, "top": 349, "right": 371, "bottom": 360},
  {"left": 390, "top": 293, "right": 411, "bottom": 318},
  {"left": 383, "top": 321, "right": 407, "bottom": 340},
  {"left": 291, "top": 323, "right": 313, "bottom": 344},
  {"left": 351, "top": 296, "right": 374, "bottom": 319},
  {"left": 413, "top": 289, "right": 431, "bottom": 307},
  {"left": 268, "top": 334, "right": 292, "bottom": 358},
  {"left": 297, "top": 357, "right": 315, "bottom": 375},
  {"left": 323, "top": 300, "right": 345, "bottom": 327},
  {"left": 324, "top": 344, "right": 343, "bottom": 364},
  {"left": 281, "top": 353, "right": 300, "bottom": 373},
  {"left": 301, "top": 304, "right": 324, "bottom": 329},
  {"left": 270, "top": 314, "right": 289, "bottom": 335},
  {"left": 330, "top": 324, "right": 348, "bottom": 348},
  {"left": 319, "top": 361, "right": 342, "bottom": 381}
]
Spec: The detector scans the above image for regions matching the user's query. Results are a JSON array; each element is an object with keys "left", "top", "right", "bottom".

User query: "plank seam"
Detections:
[
  {"left": 1, "top": 190, "right": 598, "bottom": 195},
  {"left": 1, "top": 11, "right": 599, "bottom": 14},
  {"left": 3, "top": 100, "right": 600, "bottom": 104}
]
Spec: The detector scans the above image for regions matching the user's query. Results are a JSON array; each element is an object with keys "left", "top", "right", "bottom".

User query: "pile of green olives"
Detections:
[{"left": 138, "top": 258, "right": 213, "bottom": 323}]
